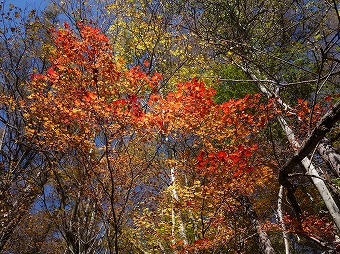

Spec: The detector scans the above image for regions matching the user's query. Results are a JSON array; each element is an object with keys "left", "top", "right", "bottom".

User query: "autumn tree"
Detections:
[
  {"left": 132, "top": 83, "right": 276, "bottom": 252},
  {"left": 174, "top": 0, "right": 340, "bottom": 251},
  {"left": 2, "top": 0, "right": 340, "bottom": 253},
  {"left": 12, "top": 16, "right": 282, "bottom": 253},
  {"left": 21, "top": 21, "right": 169, "bottom": 253},
  {"left": 0, "top": 3, "right": 56, "bottom": 250}
]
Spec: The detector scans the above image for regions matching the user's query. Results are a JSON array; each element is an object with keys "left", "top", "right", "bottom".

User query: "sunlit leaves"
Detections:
[
  {"left": 23, "top": 22, "right": 274, "bottom": 252},
  {"left": 106, "top": 0, "right": 216, "bottom": 89},
  {"left": 25, "top": 23, "right": 158, "bottom": 152}
]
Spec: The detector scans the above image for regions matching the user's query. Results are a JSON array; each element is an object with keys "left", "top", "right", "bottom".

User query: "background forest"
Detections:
[{"left": 0, "top": 0, "right": 340, "bottom": 253}]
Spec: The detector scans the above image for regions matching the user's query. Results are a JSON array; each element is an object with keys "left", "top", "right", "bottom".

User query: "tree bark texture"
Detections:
[
  {"left": 317, "top": 137, "right": 340, "bottom": 178},
  {"left": 238, "top": 64, "right": 340, "bottom": 231}
]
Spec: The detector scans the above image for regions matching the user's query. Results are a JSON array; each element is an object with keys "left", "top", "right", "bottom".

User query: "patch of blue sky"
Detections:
[{"left": 2, "top": 0, "right": 48, "bottom": 11}]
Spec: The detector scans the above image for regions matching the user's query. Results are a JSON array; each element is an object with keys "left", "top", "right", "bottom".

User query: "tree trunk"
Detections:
[
  {"left": 238, "top": 64, "right": 340, "bottom": 231},
  {"left": 278, "top": 186, "right": 290, "bottom": 254},
  {"left": 317, "top": 137, "right": 340, "bottom": 178},
  {"left": 0, "top": 127, "right": 5, "bottom": 150},
  {"left": 238, "top": 195, "right": 276, "bottom": 254},
  {"left": 278, "top": 104, "right": 340, "bottom": 230},
  {"left": 170, "top": 167, "right": 188, "bottom": 246}
]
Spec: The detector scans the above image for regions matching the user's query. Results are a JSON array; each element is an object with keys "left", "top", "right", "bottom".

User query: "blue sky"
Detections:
[{"left": 5, "top": 0, "right": 48, "bottom": 10}]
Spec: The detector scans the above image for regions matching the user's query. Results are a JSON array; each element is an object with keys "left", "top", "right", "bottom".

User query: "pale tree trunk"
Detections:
[
  {"left": 238, "top": 65, "right": 340, "bottom": 231},
  {"left": 0, "top": 199, "right": 26, "bottom": 251},
  {"left": 278, "top": 106, "right": 340, "bottom": 229},
  {"left": 278, "top": 186, "right": 290, "bottom": 254},
  {"left": 171, "top": 203, "right": 177, "bottom": 253},
  {"left": 317, "top": 137, "right": 340, "bottom": 178},
  {"left": 184, "top": 174, "right": 199, "bottom": 241},
  {"left": 0, "top": 127, "right": 5, "bottom": 149},
  {"left": 238, "top": 195, "right": 276, "bottom": 254},
  {"left": 170, "top": 167, "right": 188, "bottom": 246}
]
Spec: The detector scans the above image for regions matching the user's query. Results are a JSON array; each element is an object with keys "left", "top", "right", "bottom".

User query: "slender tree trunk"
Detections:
[
  {"left": 0, "top": 212, "right": 25, "bottom": 251},
  {"left": 238, "top": 195, "right": 276, "bottom": 254},
  {"left": 317, "top": 137, "right": 340, "bottom": 178},
  {"left": 171, "top": 203, "right": 177, "bottom": 253},
  {"left": 170, "top": 167, "right": 188, "bottom": 246},
  {"left": 0, "top": 127, "right": 5, "bottom": 149},
  {"left": 277, "top": 106, "right": 340, "bottom": 232},
  {"left": 238, "top": 64, "right": 340, "bottom": 231},
  {"left": 278, "top": 186, "right": 290, "bottom": 254}
]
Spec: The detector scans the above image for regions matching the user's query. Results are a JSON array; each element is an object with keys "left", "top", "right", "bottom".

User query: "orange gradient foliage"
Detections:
[{"left": 23, "top": 23, "right": 274, "bottom": 251}]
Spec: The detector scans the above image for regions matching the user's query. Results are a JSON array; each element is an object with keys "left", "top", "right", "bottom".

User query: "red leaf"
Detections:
[
  {"left": 197, "top": 151, "right": 205, "bottom": 161},
  {"left": 245, "top": 166, "right": 254, "bottom": 173},
  {"left": 47, "top": 68, "right": 58, "bottom": 78},
  {"left": 244, "top": 150, "right": 252, "bottom": 157},
  {"left": 233, "top": 170, "right": 242, "bottom": 177},
  {"left": 217, "top": 151, "right": 227, "bottom": 160},
  {"left": 151, "top": 72, "right": 162, "bottom": 82},
  {"left": 83, "top": 91, "right": 96, "bottom": 102},
  {"left": 325, "top": 95, "right": 332, "bottom": 101},
  {"left": 208, "top": 153, "right": 215, "bottom": 158}
]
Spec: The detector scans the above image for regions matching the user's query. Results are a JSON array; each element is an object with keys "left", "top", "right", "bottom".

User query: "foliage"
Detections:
[
  {"left": 17, "top": 22, "right": 274, "bottom": 252},
  {"left": 213, "top": 64, "right": 259, "bottom": 103},
  {"left": 106, "top": 0, "right": 217, "bottom": 89},
  {"left": 1, "top": 0, "right": 340, "bottom": 253}
]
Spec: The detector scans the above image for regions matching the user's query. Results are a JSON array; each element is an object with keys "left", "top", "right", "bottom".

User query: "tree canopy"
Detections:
[{"left": 0, "top": 0, "right": 340, "bottom": 253}]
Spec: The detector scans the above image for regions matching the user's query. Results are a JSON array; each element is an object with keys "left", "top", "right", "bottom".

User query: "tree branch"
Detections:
[{"left": 279, "top": 100, "right": 340, "bottom": 180}]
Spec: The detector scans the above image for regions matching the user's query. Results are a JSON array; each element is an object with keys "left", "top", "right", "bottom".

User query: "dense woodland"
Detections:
[{"left": 0, "top": 0, "right": 340, "bottom": 253}]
